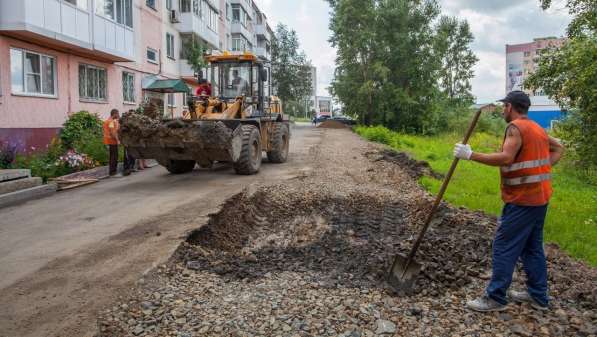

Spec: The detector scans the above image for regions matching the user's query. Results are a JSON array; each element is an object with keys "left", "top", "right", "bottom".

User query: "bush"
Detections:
[
  {"left": 73, "top": 130, "right": 108, "bottom": 165},
  {"left": 60, "top": 111, "right": 103, "bottom": 149},
  {"left": 442, "top": 106, "right": 506, "bottom": 137},
  {"left": 13, "top": 138, "right": 72, "bottom": 182},
  {"left": 0, "top": 142, "right": 17, "bottom": 169}
]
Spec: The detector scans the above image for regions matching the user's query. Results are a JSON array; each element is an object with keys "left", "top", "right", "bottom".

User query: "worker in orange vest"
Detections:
[
  {"left": 103, "top": 109, "right": 120, "bottom": 177},
  {"left": 453, "top": 91, "right": 564, "bottom": 312}
]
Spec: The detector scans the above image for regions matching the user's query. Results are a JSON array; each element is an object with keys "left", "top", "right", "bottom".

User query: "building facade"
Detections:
[
  {"left": 506, "top": 37, "right": 566, "bottom": 128},
  {"left": 0, "top": 0, "right": 272, "bottom": 152}
]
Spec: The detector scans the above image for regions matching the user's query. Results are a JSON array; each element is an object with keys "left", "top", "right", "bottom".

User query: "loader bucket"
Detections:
[{"left": 120, "top": 114, "right": 245, "bottom": 166}]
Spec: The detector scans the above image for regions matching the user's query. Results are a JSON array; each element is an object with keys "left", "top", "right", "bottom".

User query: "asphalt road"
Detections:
[{"left": 0, "top": 123, "right": 322, "bottom": 337}]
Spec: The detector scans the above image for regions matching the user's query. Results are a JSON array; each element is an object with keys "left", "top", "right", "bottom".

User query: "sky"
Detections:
[{"left": 254, "top": 0, "right": 571, "bottom": 103}]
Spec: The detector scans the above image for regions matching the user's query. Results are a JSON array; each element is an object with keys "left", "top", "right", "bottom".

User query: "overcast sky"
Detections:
[{"left": 254, "top": 0, "right": 571, "bottom": 103}]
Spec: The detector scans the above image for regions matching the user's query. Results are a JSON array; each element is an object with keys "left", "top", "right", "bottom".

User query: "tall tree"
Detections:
[
  {"left": 328, "top": 0, "right": 378, "bottom": 125},
  {"left": 271, "top": 24, "right": 313, "bottom": 116},
  {"left": 526, "top": 0, "right": 597, "bottom": 167},
  {"left": 434, "top": 16, "right": 478, "bottom": 106},
  {"left": 327, "top": 0, "right": 477, "bottom": 133}
]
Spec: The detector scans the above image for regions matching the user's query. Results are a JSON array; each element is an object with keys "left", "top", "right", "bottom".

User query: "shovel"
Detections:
[{"left": 387, "top": 106, "right": 488, "bottom": 292}]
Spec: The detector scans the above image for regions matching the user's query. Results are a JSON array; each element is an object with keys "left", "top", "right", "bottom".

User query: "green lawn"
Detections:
[{"left": 356, "top": 126, "right": 597, "bottom": 266}]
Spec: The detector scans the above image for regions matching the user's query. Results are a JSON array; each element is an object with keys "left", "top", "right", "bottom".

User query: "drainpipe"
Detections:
[{"left": 67, "top": 54, "right": 72, "bottom": 116}]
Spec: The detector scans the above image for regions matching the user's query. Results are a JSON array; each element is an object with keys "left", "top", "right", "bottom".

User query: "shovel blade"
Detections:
[{"left": 387, "top": 254, "right": 422, "bottom": 292}]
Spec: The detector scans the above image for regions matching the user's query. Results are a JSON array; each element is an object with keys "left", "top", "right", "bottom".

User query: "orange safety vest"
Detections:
[
  {"left": 500, "top": 118, "right": 552, "bottom": 206},
  {"left": 103, "top": 118, "right": 119, "bottom": 145}
]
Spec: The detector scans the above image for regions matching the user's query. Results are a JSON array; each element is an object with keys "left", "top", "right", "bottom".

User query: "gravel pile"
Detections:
[{"left": 96, "top": 130, "right": 596, "bottom": 337}]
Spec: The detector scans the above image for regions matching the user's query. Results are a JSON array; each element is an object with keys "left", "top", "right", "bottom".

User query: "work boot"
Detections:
[
  {"left": 508, "top": 289, "right": 549, "bottom": 311},
  {"left": 466, "top": 295, "right": 507, "bottom": 312}
]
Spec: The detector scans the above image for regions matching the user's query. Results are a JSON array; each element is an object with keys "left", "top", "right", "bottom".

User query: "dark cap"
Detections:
[{"left": 498, "top": 90, "right": 531, "bottom": 109}]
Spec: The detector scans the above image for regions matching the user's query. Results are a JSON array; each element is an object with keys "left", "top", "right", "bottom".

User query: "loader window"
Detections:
[{"left": 219, "top": 63, "right": 252, "bottom": 98}]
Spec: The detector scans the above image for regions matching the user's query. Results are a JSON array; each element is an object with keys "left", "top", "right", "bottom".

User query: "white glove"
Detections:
[{"left": 453, "top": 143, "right": 473, "bottom": 160}]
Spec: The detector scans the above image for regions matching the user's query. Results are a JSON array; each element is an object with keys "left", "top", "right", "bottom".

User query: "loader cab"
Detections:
[{"left": 207, "top": 54, "right": 271, "bottom": 115}]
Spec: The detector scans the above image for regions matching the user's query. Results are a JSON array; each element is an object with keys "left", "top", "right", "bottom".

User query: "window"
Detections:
[
  {"left": 167, "top": 93, "right": 175, "bottom": 107},
  {"left": 122, "top": 72, "right": 135, "bottom": 103},
  {"left": 226, "top": 3, "right": 230, "bottom": 20},
  {"left": 166, "top": 0, "right": 172, "bottom": 10},
  {"left": 182, "top": 92, "right": 187, "bottom": 107},
  {"left": 64, "top": 0, "right": 88, "bottom": 10},
  {"left": 166, "top": 33, "right": 175, "bottom": 59},
  {"left": 180, "top": 0, "right": 191, "bottom": 12},
  {"left": 523, "top": 51, "right": 531, "bottom": 57},
  {"left": 79, "top": 64, "right": 107, "bottom": 101},
  {"left": 232, "top": 6, "right": 240, "bottom": 22},
  {"left": 147, "top": 48, "right": 158, "bottom": 64},
  {"left": 96, "top": 0, "right": 133, "bottom": 28},
  {"left": 10, "top": 48, "right": 56, "bottom": 96},
  {"left": 146, "top": 0, "right": 156, "bottom": 9},
  {"left": 205, "top": 3, "right": 218, "bottom": 32},
  {"left": 193, "top": 0, "right": 199, "bottom": 16}
]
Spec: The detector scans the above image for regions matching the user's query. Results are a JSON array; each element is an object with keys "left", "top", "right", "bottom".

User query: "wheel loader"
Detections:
[{"left": 120, "top": 53, "right": 290, "bottom": 175}]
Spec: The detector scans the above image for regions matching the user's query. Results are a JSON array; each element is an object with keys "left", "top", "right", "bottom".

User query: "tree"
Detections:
[
  {"left": 327, "top": 0, "right": 477, "bottom": 133},
  {"left": 526, "top": 0, "right": 597, "bottom": 167},
  {"left": 434, "top": 16, "right": 478, "bottom": 106},
  {"left": 327, "top": 0, "right": 379, "bottom": 125},
  {"left": 271, "top": 24, "right": 313, "bottom": 116},
  {"left": 182, "top": 35, "right": 208, "bottom": 78}
]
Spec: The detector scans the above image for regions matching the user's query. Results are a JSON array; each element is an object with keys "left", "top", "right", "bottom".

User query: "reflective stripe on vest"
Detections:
[
  {"left": 501, "top": 158, "right": 551, "bottom": 173},
  {"left": 503, "top": 173, "right": 552, "bottom": 186}
]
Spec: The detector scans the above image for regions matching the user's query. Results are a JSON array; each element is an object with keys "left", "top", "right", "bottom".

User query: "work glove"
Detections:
[{"left": 453, "top": 143, "right": 473, "bottom": 160}]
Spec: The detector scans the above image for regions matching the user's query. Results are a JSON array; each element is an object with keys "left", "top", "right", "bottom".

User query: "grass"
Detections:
[{"left": 356, "top": 125, "right": 597, "bottom": 266}]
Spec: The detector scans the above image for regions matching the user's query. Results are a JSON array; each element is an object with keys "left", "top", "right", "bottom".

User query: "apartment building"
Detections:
[
  {"left": 0, "top": 0, "right": 273, "bottom": 152},
  {"left": 506, "top": 37, "right": 566, "bottom": 128}
]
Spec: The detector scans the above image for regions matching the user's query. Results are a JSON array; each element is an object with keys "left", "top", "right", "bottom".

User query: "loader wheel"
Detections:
[
  {"left": 233, "top": 125, "right": 262, "bottom": 175},
  {"left": 165, "top": 160, "right": 196, "bottom": 174},
  {"left": 267, "top": 123, "right": 289, "bottom": 163}
]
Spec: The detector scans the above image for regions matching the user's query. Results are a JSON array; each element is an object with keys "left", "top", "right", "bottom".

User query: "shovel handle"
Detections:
[{"left": 401, "top": 107, "right": 484, "bottom": 272}]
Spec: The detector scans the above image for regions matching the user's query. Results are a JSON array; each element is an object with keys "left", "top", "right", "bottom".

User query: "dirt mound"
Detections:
[
  {"left": 368, "top": 149, "right": 442, "bottom": 180},
  {"left": 317, "top": 120, "right": 349, "bottom": 129},
  {"left": 182, "top": 183, "right": 596, "bottom": 309}
]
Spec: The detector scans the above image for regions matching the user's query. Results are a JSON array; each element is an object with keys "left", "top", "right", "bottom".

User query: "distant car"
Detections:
[
  {"left": 332, "top": 116, "right": 357, "bottom": 125},
  {"left": 312, "top": 115, "right": 331, "bottom": 124}
]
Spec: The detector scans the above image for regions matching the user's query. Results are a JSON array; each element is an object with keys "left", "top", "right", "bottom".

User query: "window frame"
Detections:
[
  {"left": 96, "top": 0, "right": 134, "bottom": 28},
  {"left": 166, "top": 33, "right": 175, "bottom": 60},
  {"left": 63, "top": 0, "right": 88, "bottom": 10},
  {"left": 167, "top": 93, "right": 176, "bottom": 107},
  {"left": 122, "top": 71, "right": 136, "bottom": 104},
  {"left": 10, "top": 47, "right": 58, "bottom": 98},
  {"left": 79, "top": 63, "right": 108, "bottom": 102},
  {"left": 147, "top": 47, "right": 159, "bottom": 64}
]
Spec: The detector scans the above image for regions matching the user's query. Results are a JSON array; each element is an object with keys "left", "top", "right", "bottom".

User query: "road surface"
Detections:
[{"left": 0, "top": 123, "right": 322, "bottom": 337}]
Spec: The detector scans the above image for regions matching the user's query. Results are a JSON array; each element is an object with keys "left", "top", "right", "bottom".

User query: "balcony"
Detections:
[
  {"left": 254, "top": 24, "right": 270, "bottom": 41},
  {"left": 174, "top": 12, "right": 219, "bottom": 49},
  {"left": 255, "top": 47, "right": 269, "bottom": 60},
  {"left": 229, "top": 0, "right": 252, "bottom": 19},
  {"left": 0, "top": 0, "right": 135, "bottom": 62},
  {"left": 231, "top": 22, "right": 253, "bottom": 42}
]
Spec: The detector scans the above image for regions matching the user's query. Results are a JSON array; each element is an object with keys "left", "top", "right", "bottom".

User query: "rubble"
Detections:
[{"left": 96, "top": 129, "right": 596, "bottom": 337}]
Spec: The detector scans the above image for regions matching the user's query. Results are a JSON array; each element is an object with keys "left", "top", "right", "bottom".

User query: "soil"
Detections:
[
  {"left": 96, "top": 129, "right": 596, "bottom": 337},
  {"left": 317, "top": 120, "right": 350, "bottom": 129}
]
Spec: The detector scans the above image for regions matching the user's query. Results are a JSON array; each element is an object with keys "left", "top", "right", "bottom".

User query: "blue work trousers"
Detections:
[{"left": 486, "top": 203, "right": 549, "bottom": 306}]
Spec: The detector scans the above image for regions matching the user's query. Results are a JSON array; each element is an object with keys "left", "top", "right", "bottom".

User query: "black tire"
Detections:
[
  {"left": 267, "top": 123, "right": 289, "bottom": 163},
  {"left": 233, "top": 125, "right": 262, "bottom": 175},
  {"left": 165, "top": 160, "right": 196, "bottom": 174}
]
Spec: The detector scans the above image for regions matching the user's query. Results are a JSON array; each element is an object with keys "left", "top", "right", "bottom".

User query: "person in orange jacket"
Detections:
[
  {"left": 103, "top": 109, "right": 120, "bottom": 177},
  {"left": 454, "top": 91, "right": 564, "bottom": 312}
]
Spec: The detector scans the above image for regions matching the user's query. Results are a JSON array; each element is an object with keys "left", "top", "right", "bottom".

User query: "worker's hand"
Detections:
[{"left": 453, "top": 143, "right": 473, "bottom": 160}]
